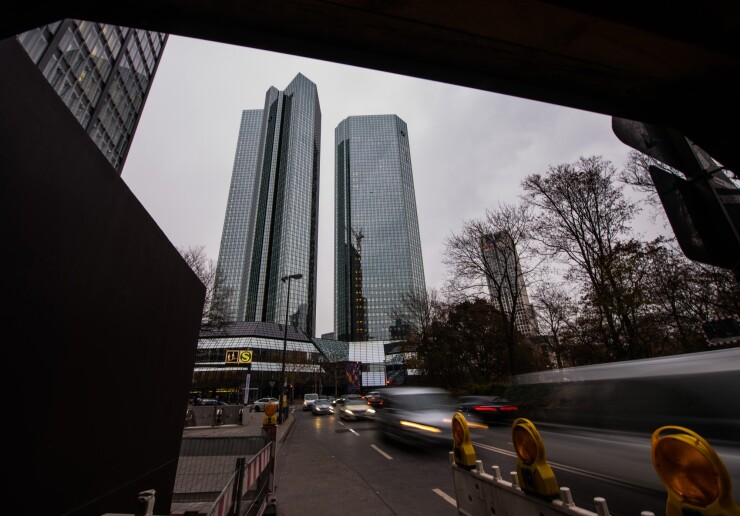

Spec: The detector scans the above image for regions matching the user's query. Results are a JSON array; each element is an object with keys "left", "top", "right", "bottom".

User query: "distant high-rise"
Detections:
[
  {"left": 335, "top": 114, "right": 426, "bottom": 342},
  {"left": 17, "top": 20, "right": 167, "bottom": 173},
  {"left": 482, "top": 231, "right": 539, "bottom": 336},
  {"left": 215, "top": 74, "right": 321, "bottom": 337}
]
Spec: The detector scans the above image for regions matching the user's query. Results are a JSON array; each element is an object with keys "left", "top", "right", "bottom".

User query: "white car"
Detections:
[
  {"left": 252, "top": 397, "right": 279, "bottom": 412},
  {"left": 302, "top": 393, "right": 319, "bottom": 411}
]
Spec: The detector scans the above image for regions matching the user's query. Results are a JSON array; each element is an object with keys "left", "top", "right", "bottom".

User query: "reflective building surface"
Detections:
[
  {"left": 335, "top": 115, "right": 426, "bottom": 342},
  {"left": 215, "top": 73, "right": 321, "bottom": 337},
  {"left": 482, "top": 231, "right": 539, "bottom": 336},
  {"left": 17, "top": 20, "right": 167, "bottom": 172}
]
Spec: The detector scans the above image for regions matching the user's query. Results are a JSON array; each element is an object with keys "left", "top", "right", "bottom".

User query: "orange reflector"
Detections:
[
  {"left": 654, "top": 436, "right": 721, "bottom": 506},
  {"left": 452, "top": 416, "right": 465, "bottom": 444},
  {"left": 512, "top": 425, "right": 537, "bottom": 465}
]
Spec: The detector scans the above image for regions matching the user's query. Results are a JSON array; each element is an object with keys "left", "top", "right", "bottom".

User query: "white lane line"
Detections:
[
  {"left": 371, "top": 444, "right": 393, "bottom": 460},
  {"left": 473, "top": 441, "right": 661, "bottom": 494},
  {"left": 349, "top": 428, "right": 359, "bottom": 436},
  {"left": 337, "top": 420, "right": 345, "bottom": 426},
  {"left": 473, "top": 442, "right": 517, "bottom": 458},
  {"left": 433, "top": 488, "right": 457, "bottom": 507}
]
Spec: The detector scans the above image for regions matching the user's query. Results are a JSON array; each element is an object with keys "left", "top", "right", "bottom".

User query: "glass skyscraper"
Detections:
[
  {"left": 482, "top": 231, "right": 539, "bottom": 336},
  {"left": 215, "top": 73, "right": 321, "bottom": 337},
  {"left": 17, "top": 20, "right": 167, "bottom": 173},
  {"left": 335, "top": 114, "right": 426, "bottom": 342}
]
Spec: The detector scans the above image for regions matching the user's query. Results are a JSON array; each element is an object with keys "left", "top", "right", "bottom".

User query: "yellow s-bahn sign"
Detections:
[{"left": 225, "top": 349, "right": 253, "bottom": 364}]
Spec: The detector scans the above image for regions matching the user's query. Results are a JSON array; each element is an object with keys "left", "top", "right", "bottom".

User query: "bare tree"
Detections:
[
  {"left": 531, "top": 281, "right": 577, "bottom": 369},
  {"left": 522, "top": 155, "right": 649, "bottom": 360},
  {"left": 443, "top": 202, "right": 539, "bottom": 376},
  {"left": 178, "top": 245, "right": 232, "bottom": 329},
  {"left": 389, "top": 288, "right": 441, "bottom": 342}
]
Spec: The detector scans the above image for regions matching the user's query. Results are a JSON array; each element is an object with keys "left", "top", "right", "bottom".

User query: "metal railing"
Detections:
[{"left": 171, "top": 435, "right": 273, "bottom": 515}]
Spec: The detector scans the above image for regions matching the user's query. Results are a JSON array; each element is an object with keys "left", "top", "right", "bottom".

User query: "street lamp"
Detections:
[{"left": 279, "top": 273, "right": 302, "bottom": 423}]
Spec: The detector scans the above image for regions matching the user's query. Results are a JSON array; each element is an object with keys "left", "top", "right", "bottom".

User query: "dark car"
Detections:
[
  {"left": 198, "top": 398, "right": 228, "bottom": 406},
  {"left": 365, "top": 391, "right": 384, "bottom": 408},
  {"left": 456, "top": 395, "right": 519, "bottom": 425},
  {"left": 374, "top": 386, "right": 459, "bottom": 447}
]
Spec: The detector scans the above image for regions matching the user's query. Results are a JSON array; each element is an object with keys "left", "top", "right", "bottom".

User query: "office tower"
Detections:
[
  {"left": 16, "top": 20, "right": 167, "bottom": 173},
  {"left": 335, "top": 114, "right": 426, "bottom": 342},
  {"left": 482, "top": 231, "right": 539, "bottom": 336},
  {"left": 215, "top": 73, "right": 321, "bottom": 337}
]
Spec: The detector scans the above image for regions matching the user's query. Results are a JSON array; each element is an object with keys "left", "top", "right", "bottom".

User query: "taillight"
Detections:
[
  {"left": 499, "top": 406, "right": 518, "bottom": 411},
  {"left": 474, "top": 406, "right": 499, "bottom": 412}
]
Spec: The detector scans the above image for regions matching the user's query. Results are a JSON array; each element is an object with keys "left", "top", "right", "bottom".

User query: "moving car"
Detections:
[
  {"left": 311, "top": 398, "right": 333, "bottom": 415},
  {"left": 456, "top": 395, "right": 519, "bottom": 425},
  {"left": 303, "top": 393, "right": 319, "bottom": 411},
  {"left": 365, "top": 391, "right": 384, "bottom": 408},
  {"left": 336, "top": 398, "right": 375, "bottom": 421},
  {"left": 252, "top": 397, "right": 279, "bottom": 412},
  {"left": 375, "top": 386, "right": 479, "bottom": 447}
]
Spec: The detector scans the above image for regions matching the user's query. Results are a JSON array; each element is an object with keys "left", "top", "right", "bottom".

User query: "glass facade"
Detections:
[
  {"left": 482, "top": 231, "right": 539, "bottom": 336},
  {"left": 194, "top": 322, "right": 322, "bottom": 404},
  {"left": 17, "top": 20, "right": 167, "bottom": 172},
  {"left": 216, "top": 110, "right": 264, "bottom": 322},
  {"left": 215, "top": 74, "right": 321, "bottom": 337},
  {"left": 335, "top": 115, "right": 426, "bottom": 342},
  {"left": 194, "top": 325, "right": 406, "bottom": 402}
]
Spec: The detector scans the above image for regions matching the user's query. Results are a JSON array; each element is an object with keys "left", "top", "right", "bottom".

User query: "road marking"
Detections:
[
  {"left": 371, "top": 444, "right": 393, "bottom": 460},
  {"left": 337, "top": 420, "right": 345, "bottom": 426},
  {"left": 433, "top": 488, "right": 457, "bottom": 507},
  {"left": 473, "top": 442, "right": 517, "bottom": 458},
  {"left": 472, "top": 441, "right": 663, "bottom": 495},
  {"left": 349, "top": 428, "right": 359, "bottom": 436}
]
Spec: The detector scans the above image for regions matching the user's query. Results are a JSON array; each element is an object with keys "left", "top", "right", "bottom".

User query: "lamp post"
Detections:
[{"left": 279, "top": 273, "right": 302, "bottom": 423}]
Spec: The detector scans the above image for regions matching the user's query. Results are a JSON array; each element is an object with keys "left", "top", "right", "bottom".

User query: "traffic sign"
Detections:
[
  {"left": 225, "top": 349, "right": 253, "bottom": 364},
  {"left": 225, "top": 350, "right": 239, "bottom": 364}
]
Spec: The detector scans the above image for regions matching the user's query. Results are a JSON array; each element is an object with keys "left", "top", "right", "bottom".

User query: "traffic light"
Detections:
[
  {"left": 512, "top": 418, "right": 559, "bottom": 500},
  {"left": 651, "top": 426, "right": 740, "bottom": 515}
]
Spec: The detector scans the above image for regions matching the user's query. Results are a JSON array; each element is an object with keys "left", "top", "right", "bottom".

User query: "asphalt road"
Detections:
[{"left": 273, "top": 409, "right": 740, "bottom": 515}]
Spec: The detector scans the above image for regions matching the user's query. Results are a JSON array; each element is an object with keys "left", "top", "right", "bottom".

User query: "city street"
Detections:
[{"left": 273, "top": 408, "right": 740, "bottom": 515}]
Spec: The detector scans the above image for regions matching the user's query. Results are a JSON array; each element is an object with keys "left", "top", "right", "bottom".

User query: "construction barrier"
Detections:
[{"left": 449, "top": 414, "right": 740, "bottom": 516}]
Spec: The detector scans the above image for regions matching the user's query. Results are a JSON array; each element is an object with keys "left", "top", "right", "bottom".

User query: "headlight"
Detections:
[
  {"left": 367, "top": 408, "right": 376, "bottom": 414},
  {"left": 400, "top": 420, "right": 442, "bottom": 433}
]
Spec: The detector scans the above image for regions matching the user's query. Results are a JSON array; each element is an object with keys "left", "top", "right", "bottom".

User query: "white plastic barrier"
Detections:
[{"left": 450, "top": 454, "right": 655, "bottom": 516}]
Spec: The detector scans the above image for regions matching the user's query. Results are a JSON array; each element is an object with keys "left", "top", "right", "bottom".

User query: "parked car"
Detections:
[
  {"left": 336, "top": 398, "right": 375, "bottom": 421},
  {"left": 456, "top": 395, "right": 519, "bottom": 425},
  {"left": 311, "top": 398, "right": 334, "bottom": 415},
  {"left": 365, "top": 390, "right": 384, "bottom": 408},
  {"left": 374, "top": 386, "right": 468, "bottom": 447},
  {"left": 252, "top": 397, "right": 279, "bottom": 412},
  {"left": 198, "top": 398, "right": 228, "bottom": 406},
  {"left": 303, "top": 393, "right": 319, "bottom": 411}
]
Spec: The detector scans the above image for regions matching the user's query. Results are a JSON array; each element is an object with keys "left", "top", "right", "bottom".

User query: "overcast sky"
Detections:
[{"left": 122, "top": 35, "right": 654, "bottom": 337}]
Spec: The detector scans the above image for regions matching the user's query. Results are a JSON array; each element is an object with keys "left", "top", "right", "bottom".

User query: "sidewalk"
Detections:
[
  {"left": 181, "top": 406, "right": 296, "bottom": 440},
  {"left": 170, "top": 405, "right": 296, "bottom": 515}
]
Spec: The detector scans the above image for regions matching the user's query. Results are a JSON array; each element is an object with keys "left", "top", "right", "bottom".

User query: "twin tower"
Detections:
[{"left": 215, "top": 73, "right": 426, "bottom": 340}]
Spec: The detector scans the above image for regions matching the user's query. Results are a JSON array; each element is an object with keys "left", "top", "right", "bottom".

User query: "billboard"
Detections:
[{"left": 345, "top": 361, "right": 362, "bottom": 394}]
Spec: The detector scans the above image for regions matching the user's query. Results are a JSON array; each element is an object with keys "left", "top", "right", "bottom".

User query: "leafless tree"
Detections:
[
  {"left": 531, "top": 281, "right": 578, "bottom": 369},
  {"left": 178, "top": 245, "right": 232, "bottom": 330},
  {"left": 443, "top": 202, "right": 540, "bottom": 375},
  {"left": 522, "top": 155, "right": 649, "bottom": 360}
]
